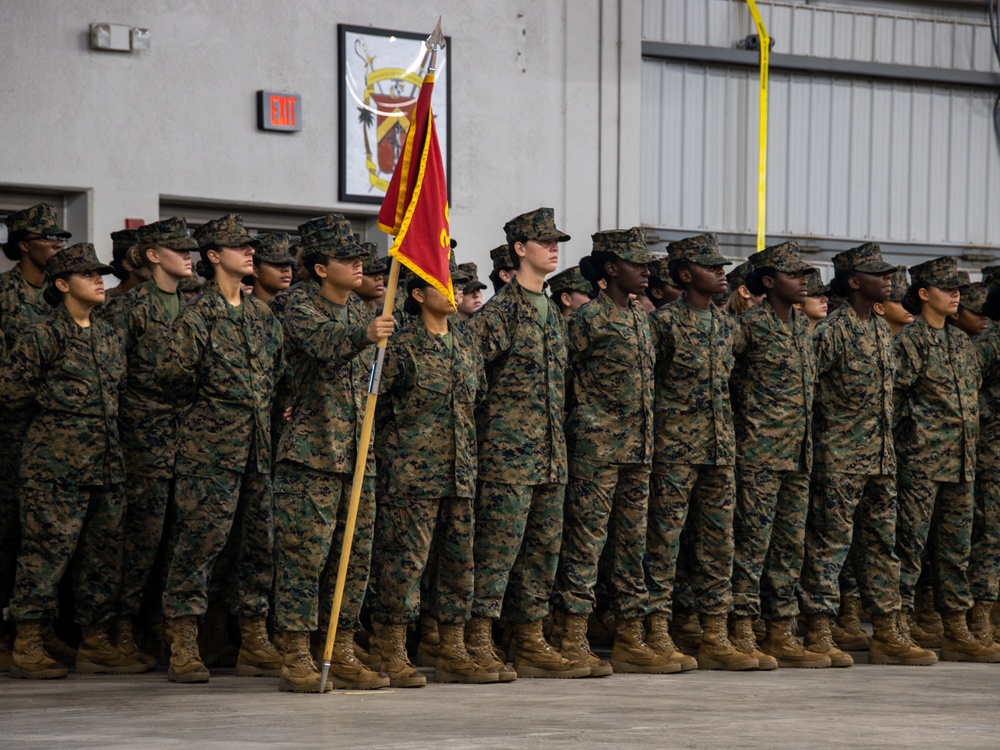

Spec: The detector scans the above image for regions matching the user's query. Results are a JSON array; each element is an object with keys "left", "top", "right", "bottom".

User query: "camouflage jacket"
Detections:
[
  {"left": 976, "top": 324, "right": 1000, "bottom": 468},
  {"left": 648, "top": 298, "right": 736, "bottom": 470},
  {"left": 378, "top": 320, "right": 487, "bottom": 499},
  {"left": 108, "top": 280, "right": 187, "bottom": 477},
  {"left": 157, "top": 285, "right": 283, "bottom": 474},
  {"left": 811, "top": 304, "right": 896, "bottom": 475},
  {"left": 893, "top": 317, "right": 980, "bottom": 482},
  {"left": 0, "top": 265, "right": 49, "bottom": 360},
  {"left": 277, "top": 289, "right": 376, "bottom": 476},
  {"left": 0, "top": 304, "right": 125, "bottom": 487},
  {"left": 732, "top": 300, "right": 815, "bottom": 472},
  {"left": 467, "top": 277, "right": 568, "bottom": 485},
  {"left": 566, "top": 291, "right": 654, "bottom": 472}
]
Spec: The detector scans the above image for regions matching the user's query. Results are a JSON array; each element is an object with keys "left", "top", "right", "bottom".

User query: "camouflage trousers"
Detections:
[
  {"left": 0, "top": 420, "right": 28, "bottom": 615},
  {"left": 896, "top": 464, "right": 974, "bottom": 613},
  {"left": 732, "top": 467, "right": 809, "bottom": 620},
  {"left": 553, "top": 464, "right": 650, "bottom": 619},
  {"left": 645, "top": 465, "right": 735, "bottom": 618},
  {"left": 161, "top": 458, "right": 274, "bottom": 619},
  {"left": 9, "top": 481, "right": 124, "bottom": 625},
  {"left": 116, "top": 474, "right": 172, "bottom": 618},
  {"left": 970, "top": 463, "right": 1000, "bottom": 602},
  {"left": 799, "top": 472, "right": 901, "bottom": 616},
  {"left": 472, "top": 481, "right": 564, "bottom": 624},
  {"left": 272, "top": 462, "right": 375, "bottom": 632},
  {"left": 374, "top": 495, "right": 474, "bottom": 626}
]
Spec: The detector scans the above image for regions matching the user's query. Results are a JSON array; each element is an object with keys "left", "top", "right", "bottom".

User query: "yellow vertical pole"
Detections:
[{"left": 745, "top": 0, "right": 770, "bottom": 252}]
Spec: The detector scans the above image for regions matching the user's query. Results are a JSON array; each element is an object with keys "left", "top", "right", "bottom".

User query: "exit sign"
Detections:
[{"left": 257, "top": 91, "right": 302, "bottom": 132}]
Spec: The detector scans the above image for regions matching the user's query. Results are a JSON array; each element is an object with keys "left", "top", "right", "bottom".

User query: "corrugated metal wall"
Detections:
[{"left": 640, "top": 0, "right": 1000, "bottom": 255}]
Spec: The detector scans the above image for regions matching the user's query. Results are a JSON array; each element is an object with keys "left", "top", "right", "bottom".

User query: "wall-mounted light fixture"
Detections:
[{"left": 90, "top": 23, "right": 150, "bottom": 52}]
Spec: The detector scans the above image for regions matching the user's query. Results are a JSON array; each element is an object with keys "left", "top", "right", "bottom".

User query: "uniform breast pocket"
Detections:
[
  {"left": 210, "top": 336, "right": 246, "bottom": 367},
  {"left": 415, "top": 359, "right": 452, "bottom": 395},
  {"left": 924, "top": 364, "right": 954, "bottom": 387}
]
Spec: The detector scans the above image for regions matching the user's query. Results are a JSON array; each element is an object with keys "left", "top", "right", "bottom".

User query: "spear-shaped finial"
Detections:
[{"left": 426, "top": 17, "right": 445, "bottom": 72}]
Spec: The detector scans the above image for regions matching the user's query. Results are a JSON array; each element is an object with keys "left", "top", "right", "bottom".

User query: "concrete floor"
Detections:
[{"left": 2, "top": 656, "right": 999, "bottom": 749}]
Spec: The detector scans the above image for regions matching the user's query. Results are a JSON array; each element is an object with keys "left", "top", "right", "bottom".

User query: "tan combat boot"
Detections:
[
  {"left": 465, "top": 616, "right": 516, "bottom": 682},
  {"left": 834, "top": 596, "right": 871, "bottom": 651},
  {"left": 804, "top": 614, "right": 853, "bottom": 667},
  {"left": 902, "top": 608, "right": 942, "bottom": 649},
  {"left": 326, "top": 627, "right": 390, "bottom": 689},
  {"left": 761, "top": 618, "right": 831, "bottom": 668},
  {"left": 940, "top": 611, "right": 1000, "bottom": 663},
  {"left": 967, "top": 601, "right": 995, "bottom": 647},
  {"left": 554, "top": 611, "right": 613, "bottom": 677},
  {"left": 9, "top": 621, "right": 68, "bottom": 679},
  {"left": 670, "top": 609, "right": 702, "bottom": 656},
  {"left": 166, "top": 616, "right": 210, "bottom": 683},
  {"left": 611, "top": 616, "right": 679, "bottom": 674},
  {"left": 379, "top": 623, "right": 426, "bottom": 687},
  {"left": 40, "top": 623, "right": 77, "bottom": 666},
  {"left": 646, "top": 613, "right": 697, "bottom": 672},
  {"left": 913, "top": 589, "right": 944, "bottom": 648},
  {"left": 76, "top": 620, "right": 148, "bottom": 674},
  {"left": 697, "top": 614, "right": 757, "bottom": 671},
  {"left": 112, "top": 616, "right": 157, "bottom": 670},
  {"left": 278, "top": 631, "right": 330, "bottom": 693},
  {"left": 414, "top": 614, "right": 440, "bottom": 668},
  {"left": 510, "top": 620, "right": 590, "bottom": 678},
  {"left": 235, "top": 616, "right": 282, "bottom": 677},
  {"left": 868, "top": 613, "right": 937, "bottom": 666},
  {"left": 435, "top": 622, "right": 499, "bottom": 684},
  {"left": 728, "top": 616, "right": 777, "bottom": 670}
]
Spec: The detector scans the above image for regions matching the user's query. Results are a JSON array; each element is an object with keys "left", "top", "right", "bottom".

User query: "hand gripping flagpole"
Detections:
[{"left": 318, "top": 18, "right": 445, "bottom": 695}]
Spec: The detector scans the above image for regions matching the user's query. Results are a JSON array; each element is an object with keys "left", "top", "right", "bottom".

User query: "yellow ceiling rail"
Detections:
[{"left": 746, "top": 0, "right": 770, "bottom": 252}]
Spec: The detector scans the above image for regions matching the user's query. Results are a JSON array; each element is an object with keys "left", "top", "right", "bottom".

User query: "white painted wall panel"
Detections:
[
  {"left": 641, "top": 59, "right": 1000, "bottom": 249},
  {"left": 643, "top": 0, "right": 1000, "bottom": 74}
]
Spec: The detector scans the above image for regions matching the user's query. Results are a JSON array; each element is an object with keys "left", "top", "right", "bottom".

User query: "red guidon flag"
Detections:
[{"left": 377, "top": 71, "right": 453, "bottom": 306}]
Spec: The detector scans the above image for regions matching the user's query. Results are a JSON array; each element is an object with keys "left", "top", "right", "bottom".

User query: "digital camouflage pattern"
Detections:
[
  {"left": 10, "top": 483, "right": 125, "bottom": 625},
  {"left": 136, "top": 217, "right": 198, "bottom": 251},
  {"left": 726, "top": 260, "right": 753, "bottom": 290},
  {"left": 970, "top": 326, "right": 1000, "bottom": 602},
  {"left": 503, "top": 207, "right": 571, "bottom": 244},
  {"left": 645, "top": 297, "right": 738, "bottom": 618},
  {"left": 800, "top": 472, "right": 901, "bottom": 616},
  {"left": 489, "top": 243, "right": 515, "bottom": 272},
  {"left": 565, "top": 290, "right": 654, "bottom": 472},
  {"left": 157, "top": 285, "right": 283, "bottom": 475},
  {"left": 960, "top": 283, "right": 989, "bottom": 315},
  {"left": 648, "top": 299, "right": 737, "bottom": 469},
  {"left": 732, "top": 301, "right": 816, "bottom": 472},
  {"left": 547, "top": 266, "right": 589, "bottom": 298},
  {"left": 666, "top": 232, "right": 730, "bottom": 267},
  {"left": 255, "top": 231, "right": 295, "bottom": 265},
  {"left": 467, "top": 277, "right": 568, "bottom": 485},
  {"left": 887, "top": 266, "right": 909, "bottom": 302},
  {"left": 115, "top": 474, "right": 171, "bottom": 617},
  {"left": 45, "top": 242, "right": 113, "bottom": 277},
  {"left": 457, "top": 262, "right": 486, "bottom": 294},
  {"left": 193, "top": 213, "right": 261, "bottom": 249},
  {"left": 297, "top": 214, "right": 365, "bottom": 260},
  {"left": 375, "top": 494, "right": 474, "bottom": 625},
  {"left": 109, "top": 279, "right": 188, "bottom": 477},
  {"left": 277, "top": 289, "right": 375, "bottom": 476},
  {"left": 731, "top": 467, "right": 810, "bottom": 619},
  {"left": 909, "top": 255, "right": 963, "bottom": 290},
  {"left": 893, "top": 316, "right": 980, "bottom": 483},
  {"left": 3, "top": 203, "right": 70, "bottom": 238},
  {"left": 592, "top": 227, "right": 657, "bottom": 265},
  {"left": 0, "top": 304, "right": 126, "bottom": 487},
  {"left": 378, "top": 320, "right": 487, "bottom": 500},
  {"left": 361, "top": 242, "right": 387, "bottom": 275},
  {"left": 272, "top": 464, "right": 375, "bottom": 631},
  {"left": 750, "top": 241, "right": 817, "bottom": 275},
  {"left": 555, "top": 464, "right": 652, "bottom": 618},
  {"left": 471, "top": 481, "right": 565, "bottom": 623},
  {"left": 832, "top": 242, "right": 897, "bottom": 276},
  {"left": 812, "top": 304, "right": 896, "bottom": 475}
]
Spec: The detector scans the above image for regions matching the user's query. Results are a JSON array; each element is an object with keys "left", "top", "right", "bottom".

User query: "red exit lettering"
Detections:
[{"left": 270, "top": 95, "right": 296, "bottom": 127}]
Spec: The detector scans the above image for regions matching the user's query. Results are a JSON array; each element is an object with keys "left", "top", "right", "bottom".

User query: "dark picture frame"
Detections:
[{"left": 338, "top": 24, "right": 452, "bottom": 205}]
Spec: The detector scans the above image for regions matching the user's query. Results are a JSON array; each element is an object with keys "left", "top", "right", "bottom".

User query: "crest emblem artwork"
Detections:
[{"left": 338, "top": 24, "right": 451, "bottom": 204}]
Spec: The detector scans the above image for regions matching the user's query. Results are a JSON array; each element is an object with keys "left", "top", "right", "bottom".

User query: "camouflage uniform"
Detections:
[
  {"left": 0, "top": 205, "right": 68, "bottom": 617},
  {"left": 645, "top": 234, "right": 737, "bottom": 619},
  {"left": 466, "top": 210, "right": 570, "bottom": 625},
  {"left": 547, "top": 266, "right": 590, "bottom": 300},
  {"left": 158, "top": 216, "right": 282, "bottom": 620},
  {"left": 1, "top": 244, "right": 126, "bottom": 626},
  {"left": 972, "top": 324, "right": 1000, "bottom": 604},
  {"left": 108, "top": 219, "right": 197, "bottom": 619},
  {"left": 374, "top": 320, "right": 487, "bottom": 626},
  {"left": 799, "top": 244, "right": 902, "bottom": 618},
  {"left": 272, "top": 216, "right": 377, "bottom": 633},
  {"left": 553, "top": 228, "right": 657, "bottom": 619},
  {"left": 731, "top": 242, "right": 817, "bottom": 620},
  {"left": 893, "top": 256, "right": 979, "bottom": 614},
  {"left": 103, "top": 228, "right": 139, "bottom": 308}
]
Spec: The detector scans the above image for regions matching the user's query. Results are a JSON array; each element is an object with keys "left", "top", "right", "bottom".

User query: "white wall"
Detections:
[{"left": 0, "top": 0, "right": 642, "bottom": 284}]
